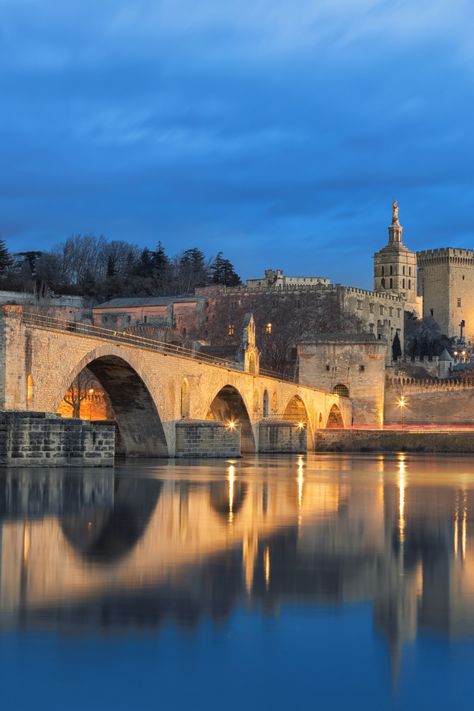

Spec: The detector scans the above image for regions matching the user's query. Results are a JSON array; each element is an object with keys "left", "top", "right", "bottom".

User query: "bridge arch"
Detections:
[
  {"left": 326, "top": 404, "right": 344, "bottom": 428},
  {"left": 55, "top": 349, "right": 169, "bottom": 457},
  {"left": 283, "top": 394, "right": 314, "bottom": 448},
  {"left": 206, "top": 384, "right": 256, "bottom": 454}
]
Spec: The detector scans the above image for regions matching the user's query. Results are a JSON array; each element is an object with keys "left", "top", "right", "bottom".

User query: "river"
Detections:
[{"left": 1, "top": 453, "right": 474, "bottom": 709}]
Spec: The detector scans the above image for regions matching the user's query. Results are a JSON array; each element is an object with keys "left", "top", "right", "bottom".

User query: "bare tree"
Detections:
[
  {"left": 63, "top": 370, "right": 95, "bottom": 418},
  {"left": 206, "top": 289, "right": 366, "bottom": 376}
]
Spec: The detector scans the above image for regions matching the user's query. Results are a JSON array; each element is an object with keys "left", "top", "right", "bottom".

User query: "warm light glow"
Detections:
[
  {"left": 227, "top": 464, "right": 236, "bottom": 523},
  {"left": 297, "top": 455, "right": 304, "bottom": 524},
  {"left": 226, "top": 419, "right": 237, "bottom": 430},
  {"left": 296, "top": 421, "right": 305, "bottom": 430},
  {"left": 398, "top": 457, "right": 406, "bottom": 545},
  {"left": 264, "top": 546, "right": 271, "bottom": 589},
  {"left": 397, "top": 396, "right": 407, "bottom": 409},
  {"left": 265, "top": 322, "right": 272, "bottom": 335},
  {"left": 88, "top": 387, "right": 95, "bottom": 397}
]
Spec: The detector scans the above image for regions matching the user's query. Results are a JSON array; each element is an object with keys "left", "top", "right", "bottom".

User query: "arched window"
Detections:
[
  {"left": 263, "top": 390, "right": 269, "bottom": 417},
  {"left": 381, "top": 278, "right": 385, "bottom": 288},
  {"left": 181, "top": 378, "right": 190, "bottom": 418},
  {"left": 333, "top": 383, "right": 349, "bottom": 398},
  {"left": 390, "top": 278, "right": 393, "bottom": 288},
  {"left": 27, "top": 374, "right": 33, "bottom": 404}
]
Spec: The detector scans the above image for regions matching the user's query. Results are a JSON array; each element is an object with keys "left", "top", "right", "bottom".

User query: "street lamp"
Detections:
[
  {"left": 397, "top": 396, "right": 407, "bottom": 429},
  {"left": 226, "top": 419, "right": 237, "bottom": 430},
  {"left": 88, "top": 387, "right": 95, "bottom": 421}
]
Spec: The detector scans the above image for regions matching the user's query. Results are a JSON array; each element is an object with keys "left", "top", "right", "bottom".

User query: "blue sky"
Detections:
[{"left": 1, "top": 0, "right": 474, "bottom": 287}]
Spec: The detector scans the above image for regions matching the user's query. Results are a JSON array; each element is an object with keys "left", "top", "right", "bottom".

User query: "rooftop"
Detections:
[{"left": 94, "top": 295, "right": 204, "bottom": 309}]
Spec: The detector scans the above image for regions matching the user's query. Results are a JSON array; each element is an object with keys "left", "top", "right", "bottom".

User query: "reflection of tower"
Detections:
[{"left": 242, "top": 531, "right": 258, "bottom": 594}]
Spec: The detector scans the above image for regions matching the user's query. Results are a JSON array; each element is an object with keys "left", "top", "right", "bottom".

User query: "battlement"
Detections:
[
  {"left": 417, "top": 247, "right": 474, "bottom": 264},
  {"left": 386, "top": 374, "right": 474, "bottom": 392},
  {"left": 336, "top": 285, "right": 405, "bottom": 303}
]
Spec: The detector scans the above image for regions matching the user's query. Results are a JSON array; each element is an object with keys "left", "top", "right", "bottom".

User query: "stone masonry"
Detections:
[
  {"left": 175, "top": 420, "right": 240, "bottom": 458},
  {"left": 0, "top": 412, "right": 115, "bottom": 467}
]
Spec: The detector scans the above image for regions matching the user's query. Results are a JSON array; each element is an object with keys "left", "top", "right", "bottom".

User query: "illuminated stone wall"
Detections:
[{"left": 298, "top": 338, "right": 386, "bottom": 427}]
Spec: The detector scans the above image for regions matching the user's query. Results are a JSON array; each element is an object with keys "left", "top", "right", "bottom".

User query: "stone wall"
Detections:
[
  {"left": 0, "top": 412, "right": 115, "bottom": 467},
  {"left": 315, "top": 428, "right": 474, "bottom": 453},
  {"left": 385, "top": 380, "right": 474, "bottom": 426},
  {"left": 258, "top": 420, "right": 307, "bottom": 453},
  {"left": 298, "top": 338, "right": 386, "bottom": 427},
  {"left": 175, "top": 420, "right": 240, "bottom": 458}
]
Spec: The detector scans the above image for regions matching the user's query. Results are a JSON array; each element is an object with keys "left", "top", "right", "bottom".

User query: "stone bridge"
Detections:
[{"left": 0, "top": 308, "right": 351, "bottom": 456}]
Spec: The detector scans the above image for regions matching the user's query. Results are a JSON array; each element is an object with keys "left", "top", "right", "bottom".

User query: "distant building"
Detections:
[
  {"left": 246, "top": 268, "right": 331, "bottom": 289},
  {"left": 92, "top": 296, "right": 206, "bottom": 337}
]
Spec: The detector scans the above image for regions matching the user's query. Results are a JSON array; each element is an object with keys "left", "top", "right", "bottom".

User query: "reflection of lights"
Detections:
[
  {"left": 22, "top": 524, "right": 30, "bottom": 564},
  {"left": 398, "top": 464, "right": 406, "bottom": 545},
  {"left": 264, "top": 546, "right": 271, "bottom": 589},
  {"left": 297, "top": 456, "right": 304, "bottom": 524},
  {"left": 226, "top": 420, "right": 237, "bottom": 430},
  {"left": 462, "top": 490, "right": 467, "bottom": 560},
  {"left": 228, "top": 464, "right": 236, "bottom": 523}
]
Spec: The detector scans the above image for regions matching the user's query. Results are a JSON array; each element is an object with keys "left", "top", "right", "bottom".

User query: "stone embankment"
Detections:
[
  {"left": 0, "top": 412, "right": 115, "bottom": 467},
  {"left": 315, "top": 428, "right": 474, "bottom": 453}
]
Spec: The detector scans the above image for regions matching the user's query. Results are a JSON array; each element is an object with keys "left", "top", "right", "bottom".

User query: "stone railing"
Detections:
[{"left": 6, "top": 309, "right": 297, "bottom": 385}]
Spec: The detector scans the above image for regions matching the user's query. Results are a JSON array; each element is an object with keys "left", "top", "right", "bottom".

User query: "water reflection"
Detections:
[{"left": 2, "top": 455, "right": 474, "bottom": 678}]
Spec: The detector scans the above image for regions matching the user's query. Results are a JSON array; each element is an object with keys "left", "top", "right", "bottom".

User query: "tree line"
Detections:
[{"left": 0, "top": 236, "right": 241, "bottom": 300}]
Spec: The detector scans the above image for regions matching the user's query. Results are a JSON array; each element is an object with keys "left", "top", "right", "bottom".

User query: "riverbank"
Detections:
[{"left": 315, "top": 428, "right": 474, "bottom": 453}]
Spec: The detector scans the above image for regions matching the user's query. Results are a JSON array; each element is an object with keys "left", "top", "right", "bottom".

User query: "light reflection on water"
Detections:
[{"left": 2, "top": 454, "right": 474, "bottom": 709}]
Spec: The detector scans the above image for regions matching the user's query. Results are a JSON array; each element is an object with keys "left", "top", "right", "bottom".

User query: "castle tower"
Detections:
[{"left": 374, "top": 201, "right": 418, "bottom": 307}]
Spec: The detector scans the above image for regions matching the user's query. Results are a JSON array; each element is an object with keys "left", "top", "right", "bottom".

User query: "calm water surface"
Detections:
[{"left": 1, "top": 453, "right": 474, "bottom": 710}]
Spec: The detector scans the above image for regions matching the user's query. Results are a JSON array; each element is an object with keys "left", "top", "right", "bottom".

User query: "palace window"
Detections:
[
  {"left": 389, "top": 307, "right": 393, "bottom": 317},
  {"left": 369, "top": 323, "right": 374, "bottom": 332},
  {"left": 380, "top": 305, "right": 384, "bottom": 315},
  {"left": 457, "top": 298, "right": 462, "bottom": 307},
  {"left": 403, "top": 266, "right": 406, "bottom": 275},
  {"left": 265, "top": 322, "right": 272, "bottom": 334},
  {"left": 403, "top": 278, "right": 405, "bottom": 288},
  {"left": 369, "top": 303, "right": 374, "bottom": 314},
  {"left": 390, "top": 265, "right": 393, "bottom": 275},
  {"left": 359, "top": 365, "right": 365, "bottom": 372},
  {"left": 409, "top": 266, "right": 412, "bottom": 276},
  {"left": 357, "top": 300, "right": 362, "bottom": 310},
  {"left": 381, "top": 266, "right": 384, "bottom": 276},
  {"left": 397, "top": 309, "right": 401, "bottom": 318},
  {"left": 227, "top": 324, "right": 235, "bottom": 336},
  {"left": 430, "top": 308, "right": 434, "bottom": 316},
  {"left": 326, "top": 364, "right": 330, "bottom": 371},
  {"left": 408, "top": 279, "right": 411, "bottom": 290},
  {"left": 381, "top": 278, "right": 385, "bottom": 288},
  {"left": 390, "top": 278, "right": 393, "bottom": 288}
]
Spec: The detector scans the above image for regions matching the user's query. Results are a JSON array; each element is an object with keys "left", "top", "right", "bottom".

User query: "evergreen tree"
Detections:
[
  {"left": 0, "top": 240, "right": 11, "bottom": 274},
  {"left": 138, "top": 247, "right": 154, "bottom": 278},
  {"left": 392, "top": 332, "right": 402, "bottom": 361},
  {"left": 210, "top": 252, "right": 241, "bottom": 286},
  {"left": 177, "top": 248, "right": 210, "bottom": 292},
  {"left": 152, "top": 242, "right": 171, "bottom": 292}
]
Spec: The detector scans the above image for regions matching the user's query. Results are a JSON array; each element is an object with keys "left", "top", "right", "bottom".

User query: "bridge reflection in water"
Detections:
[{"left": 1, "top": 455, "right": 474, "bottom": 674}]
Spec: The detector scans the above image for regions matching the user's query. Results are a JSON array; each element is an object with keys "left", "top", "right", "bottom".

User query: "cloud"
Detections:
[{"left": 0, "top": 0, "right": 473, "bottom": 285}]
